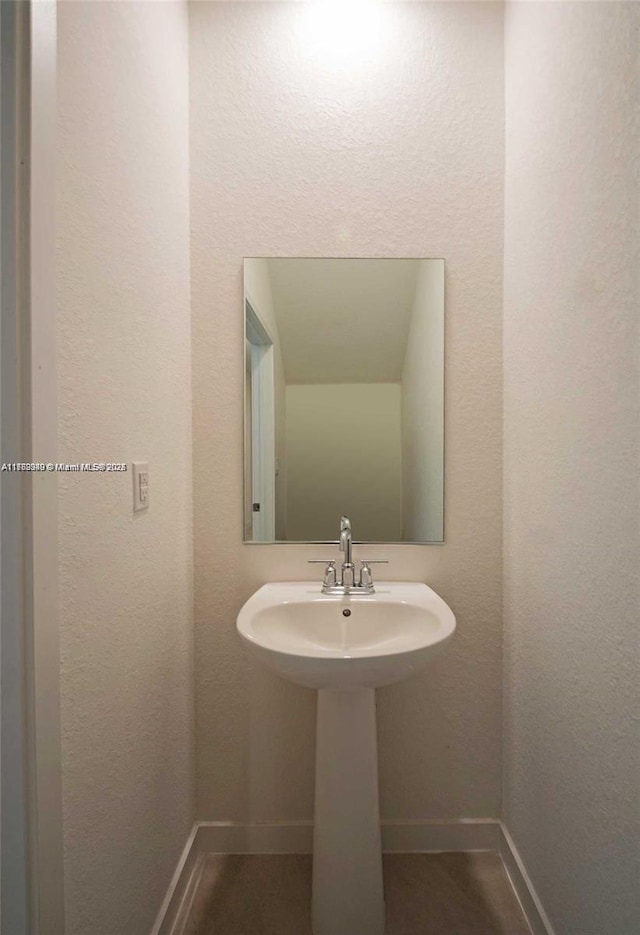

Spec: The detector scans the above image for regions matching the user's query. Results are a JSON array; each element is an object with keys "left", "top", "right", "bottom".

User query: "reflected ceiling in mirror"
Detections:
[{"left": 244, "top": 258, "right": 444, "bottom": 543}]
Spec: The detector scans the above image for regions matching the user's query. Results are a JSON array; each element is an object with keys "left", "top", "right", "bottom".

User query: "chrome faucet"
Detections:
[
  {"left": 339, "top": 515, "right": 352, "bottom": 562},
  {"left": 309, "top": 516, "right": 387, "bottom": 595},
  {"left": 339, "top": 516, "right": 356, "bottom": 588}
]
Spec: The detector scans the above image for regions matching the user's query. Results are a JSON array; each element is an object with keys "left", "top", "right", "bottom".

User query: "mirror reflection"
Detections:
[{"left": 244, "top": 258, "right": 445, "bottom": 543}]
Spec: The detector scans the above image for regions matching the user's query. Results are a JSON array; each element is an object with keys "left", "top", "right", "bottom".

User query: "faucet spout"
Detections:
[{"left": 339, "top": 515, "right": 352, "bottom": 566}]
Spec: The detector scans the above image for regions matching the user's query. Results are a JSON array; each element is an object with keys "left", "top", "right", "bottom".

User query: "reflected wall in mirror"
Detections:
[{"left": 244, "top": 258, "right": 445, "bottom": 543}]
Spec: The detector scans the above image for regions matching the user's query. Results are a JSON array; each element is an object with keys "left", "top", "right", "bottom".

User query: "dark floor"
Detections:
[{"left": 183, "top": 852, "right": 532, "bottom": 935}]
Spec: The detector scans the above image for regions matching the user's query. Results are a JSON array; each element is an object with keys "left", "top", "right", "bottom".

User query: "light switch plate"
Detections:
[{"left": 132, "top": 461, "right": 149, "bottom": 512}]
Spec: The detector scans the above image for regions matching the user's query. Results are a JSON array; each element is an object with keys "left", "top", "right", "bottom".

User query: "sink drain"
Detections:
[{"left": 342, "top": 608, "right": 351, "bottom": 617}]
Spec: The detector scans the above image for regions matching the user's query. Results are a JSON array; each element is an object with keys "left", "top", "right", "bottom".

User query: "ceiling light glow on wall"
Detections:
[{"left": 297, "top": 1, "right": 387, "bottom": 70}]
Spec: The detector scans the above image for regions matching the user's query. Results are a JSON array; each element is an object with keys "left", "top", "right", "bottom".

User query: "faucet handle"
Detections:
[
  {"left": 308, "top": 560, "right": 337, "bottom": 588},
  {"left": 359, "top": 560, "right": 388, "bottom": 588}
]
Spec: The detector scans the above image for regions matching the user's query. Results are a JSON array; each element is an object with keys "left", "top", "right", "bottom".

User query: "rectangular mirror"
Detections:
[{"left": 244, "top": 258, "right": 445, "bottom": 543}]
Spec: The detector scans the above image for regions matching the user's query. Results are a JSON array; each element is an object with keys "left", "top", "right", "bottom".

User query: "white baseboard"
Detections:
[
  {"left": 499, "top": 822, "right": 556, "bottom": 935},
  {"left": 195, "top": 817, "right": 502, "bottom": 855},
  {"left": 149, "top": 825, "right": 204, "bottom": 935},
  {"left": 197, "top": 819, "right": 313, "bottom": 854},
  {"left": 150, "top": 818, "right": 552, "bottom": 935},
  {"left": 382, "top": 817, "right": 501, "bottom": 852}
]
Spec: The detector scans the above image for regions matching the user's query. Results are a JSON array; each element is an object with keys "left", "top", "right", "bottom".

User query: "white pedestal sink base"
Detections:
[
  {"left": 312, "top": 688, "right": 385, "bottom": 935},
  {"left": 237, "top": 582, "right": 456, "bottom": 935}
]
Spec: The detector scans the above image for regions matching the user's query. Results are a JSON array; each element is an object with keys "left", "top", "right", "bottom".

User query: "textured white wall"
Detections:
[
  {"left": 191, "top": 1, "right": 504, "bottom": 822},
  {"left": 56, "top": 3, "right": 194, "bottom": 933},
  {"left": 285, "top": 383, "right": 403, "bottom": 541},
  {"left": 503, "top": 4, "right": 640, "bottom": 934},
  {"left": 402, "top": 259, "right": 445, "bottom": 541}
]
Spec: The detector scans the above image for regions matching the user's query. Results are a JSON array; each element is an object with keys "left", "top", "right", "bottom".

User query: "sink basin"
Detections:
[
  {"left": 237, "top": 581, "right": 456, "bottom": 690},
  {"left": 237, "top": 580, "right": 455, "bottom": 935}
]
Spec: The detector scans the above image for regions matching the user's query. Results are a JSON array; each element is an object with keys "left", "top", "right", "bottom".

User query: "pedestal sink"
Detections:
[{"left": 237, "top": 581, "right": 456, "bottom": 935}]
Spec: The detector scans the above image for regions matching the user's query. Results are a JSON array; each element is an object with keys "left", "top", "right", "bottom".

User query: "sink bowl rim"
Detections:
[{"left": 237, "top": 581, "right": 456, "bottom": 661}]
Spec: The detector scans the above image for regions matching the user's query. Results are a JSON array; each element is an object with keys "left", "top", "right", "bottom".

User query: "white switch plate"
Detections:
[{"left": 132, "top": 461, "right": 149, "bottom": 512}]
